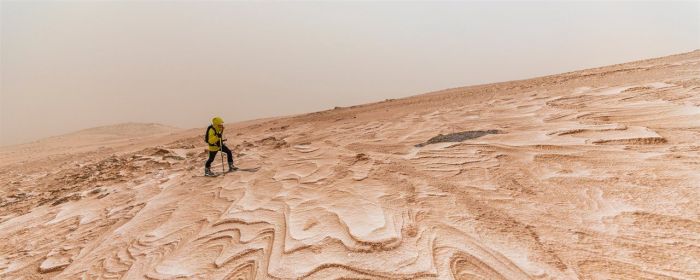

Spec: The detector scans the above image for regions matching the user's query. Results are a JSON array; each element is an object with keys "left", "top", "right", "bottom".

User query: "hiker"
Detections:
[{"left": 204, "top": 117, "right": 238, "bottom": 176}]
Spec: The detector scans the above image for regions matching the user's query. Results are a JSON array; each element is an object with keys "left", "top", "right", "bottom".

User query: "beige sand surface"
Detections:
[{"left": 1, "top": 51, "right": 699, "bottom": 279}]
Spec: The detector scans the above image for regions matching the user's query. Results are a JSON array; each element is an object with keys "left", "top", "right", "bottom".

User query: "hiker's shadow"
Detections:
[{"left": 238, "top": 167, "right": 260, "bottom": 172}]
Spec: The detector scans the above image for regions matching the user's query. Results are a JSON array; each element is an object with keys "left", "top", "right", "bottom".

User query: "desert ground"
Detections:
[{"left": 1, "top": 51, "right": 699, "bottom": 279}]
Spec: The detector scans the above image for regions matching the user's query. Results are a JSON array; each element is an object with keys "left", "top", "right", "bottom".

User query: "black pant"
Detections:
[{"left": 205, "top": 144, "right": 233, "bottom": 169}]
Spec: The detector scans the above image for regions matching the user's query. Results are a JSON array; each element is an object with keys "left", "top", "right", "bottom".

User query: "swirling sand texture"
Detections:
[{"left": 2, "top": 51, "right": 700, "bottom": 279}]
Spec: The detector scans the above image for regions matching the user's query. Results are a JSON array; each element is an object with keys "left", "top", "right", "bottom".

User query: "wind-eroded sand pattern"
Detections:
[{"left": 2, "top": 51, "right": 700, "bottom": 279}]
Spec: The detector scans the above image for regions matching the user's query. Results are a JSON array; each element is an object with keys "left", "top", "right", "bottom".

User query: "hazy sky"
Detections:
[{"left": 2, "top": 1, "right": 699, "bottom": 145}]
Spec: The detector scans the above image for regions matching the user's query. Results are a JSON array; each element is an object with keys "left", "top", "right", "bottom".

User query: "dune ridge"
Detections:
[{"left": 1, "top": 50, "right": 699, "bottom": 279}]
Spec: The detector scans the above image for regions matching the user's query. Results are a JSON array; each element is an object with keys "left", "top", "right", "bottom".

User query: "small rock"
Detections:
[
  {"left": 355, "top": 153, "right": 370, "bottom": 161},
  {"left": 89, "top": 188, "right": 102, "bottom": 195},
  {"left": 51, "top": 197, "right": 70, "bottom": 206},
  {"left": 38, "top": 256, "right": 71, "bottom": 273}
]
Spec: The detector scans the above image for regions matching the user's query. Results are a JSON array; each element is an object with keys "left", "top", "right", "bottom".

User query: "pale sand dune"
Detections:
[
  {"left": 0, "top": 123, "right": 184, "bottom": 168},
  {"left": 1, "top": 50, "right": 700, "bottom": 279}
]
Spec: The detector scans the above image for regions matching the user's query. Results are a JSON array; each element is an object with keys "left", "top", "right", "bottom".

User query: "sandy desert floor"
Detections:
[{"left": 1, "top": 51, "right": 699, "bottom": 279}]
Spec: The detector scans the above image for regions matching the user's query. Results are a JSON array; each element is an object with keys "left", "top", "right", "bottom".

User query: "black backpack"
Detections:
[{"left": 204, "top": 125, "right": 220, "bottom": 145}]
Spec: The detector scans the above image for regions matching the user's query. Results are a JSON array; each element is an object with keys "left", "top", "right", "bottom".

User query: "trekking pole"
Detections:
[{"left": 220, "top": 132, "right": 225, "bottom": 174}]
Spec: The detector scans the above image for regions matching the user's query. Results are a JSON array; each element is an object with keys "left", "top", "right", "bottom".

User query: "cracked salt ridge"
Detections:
[
  {"left": 492, "top": 244, "right": 548, "bottom": 277},
  {"left": 46, "top": 174, "right": 181, "bottom": 227},
  {"left": 590, "top": 126, "right": 667, "bottom": 145},
  {"left": 331, "top": 193, "right": 396, "bottom": 239},
  {"left": 646, "top": 82, "right": 674, "bottom": 89},
  {"left": 583, "top": 188, "right": 638, "bottom": 234},
  {"left": 540, "top": 167, "right": 595, "bottom": 180},
  {"left": 596, "top": 86, "right": 636, "bottom": 96},
  {"left": 153, "top": 263, "right": 194, "bottom": 278},
  {"left": 47, "top": 196, "right": 102, "bottom": 225},
  {"left": 675, "top": 104, "right": 700, "bottom": 116},
  {"left": 582, "top": 82, "right": 675, "bottom": 96}
]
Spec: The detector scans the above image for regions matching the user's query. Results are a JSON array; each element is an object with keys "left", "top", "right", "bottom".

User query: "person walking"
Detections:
[{"left": 204, "top": 117, "right": 237, "bottom": 176}]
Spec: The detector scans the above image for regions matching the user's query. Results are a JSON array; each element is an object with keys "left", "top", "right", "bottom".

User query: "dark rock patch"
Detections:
[{"left": 416, "top": 130, "right": 502, "bottom": 147}]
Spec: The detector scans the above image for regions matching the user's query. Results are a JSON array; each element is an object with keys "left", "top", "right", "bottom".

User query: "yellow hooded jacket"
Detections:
[{"left": 207, "top": 117, "right": 224, "bottom": 151}]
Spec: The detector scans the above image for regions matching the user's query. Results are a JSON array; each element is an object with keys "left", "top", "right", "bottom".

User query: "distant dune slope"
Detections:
[{"left": 0, "top": 123, "right": 183, "bottom": 167}]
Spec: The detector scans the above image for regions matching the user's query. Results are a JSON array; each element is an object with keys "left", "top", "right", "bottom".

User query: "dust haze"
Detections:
[{"left": 2, "top": 1, "right": 698, "bottom": 145}]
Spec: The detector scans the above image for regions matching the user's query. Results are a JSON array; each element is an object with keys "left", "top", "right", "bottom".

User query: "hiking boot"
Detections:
[
  {"left": 205, "top": 168, "right": 216, "bottom": 177},
  {"left": 228, "top": 164, "right": 239, "bottom": 172}
]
